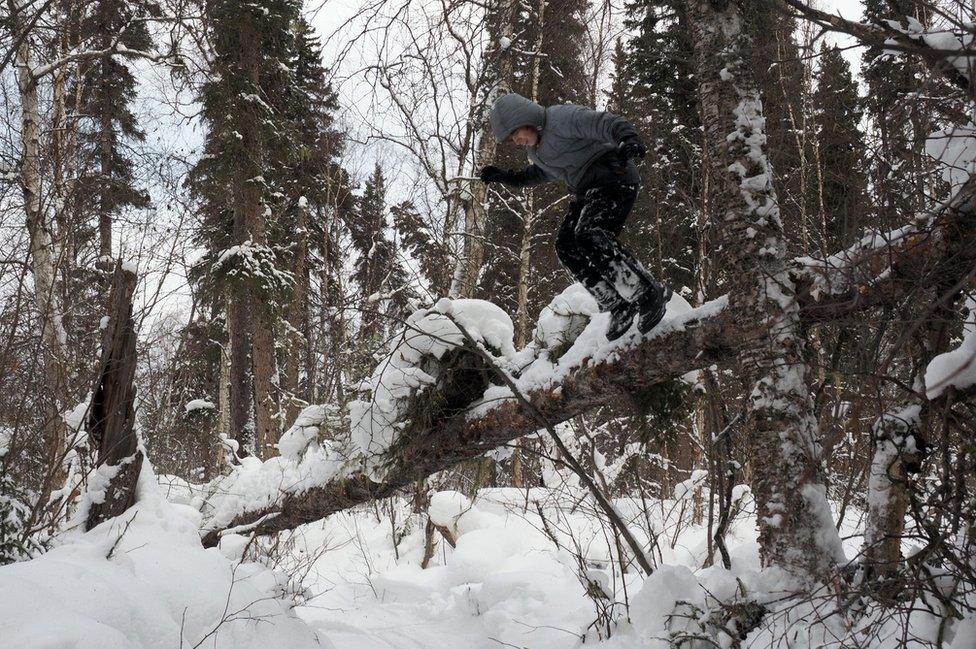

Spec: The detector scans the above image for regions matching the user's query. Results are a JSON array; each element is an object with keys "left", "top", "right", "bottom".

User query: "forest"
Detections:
[{"left": 0, "top": 0, "right": 974, "bottom": 646}]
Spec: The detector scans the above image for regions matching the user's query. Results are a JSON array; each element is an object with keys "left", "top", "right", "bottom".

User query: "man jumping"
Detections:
[{"left": 479, "top": 92, "right": 672, "bottom": 341}]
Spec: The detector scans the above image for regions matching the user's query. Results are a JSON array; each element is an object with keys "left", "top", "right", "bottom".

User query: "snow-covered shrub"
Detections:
[
  {"left": 0, "top": 434, "right": 43, "bottom": 566},
  {"left": 348, "top": 299, "right": 515, "bottom": 478},
  {"left": 0, "top": 467, "right": 40, "bottom": 566}
]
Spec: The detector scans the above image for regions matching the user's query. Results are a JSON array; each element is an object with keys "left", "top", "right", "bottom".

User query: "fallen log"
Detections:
[
  {"left": 200, "top": 178, "right": 976, "bottom": 547},
  {"left": 201, "top": 303, "right": 741, "bottom": 546}
]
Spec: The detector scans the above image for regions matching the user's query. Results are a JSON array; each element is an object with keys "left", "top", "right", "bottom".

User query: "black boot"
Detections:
[
  {"left": 606, "top": 300, "right": 638, "bottom": 341},
  {"left": 637, "top": 284, "right": 673, "bottom": 334}
]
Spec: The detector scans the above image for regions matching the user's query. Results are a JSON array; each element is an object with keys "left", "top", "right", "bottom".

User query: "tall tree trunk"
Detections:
[
  {"left": 227, "top": 293, "right": 252, "bottom": 453},
  {"left": 862, "top": 403, "right": 920, "bottom": 579},
  {"left": 862, "top": 276, "right": 956, "bottom": 580},
  {"left": 450, "top": 0, "right": 517, "bottom": 298},
  {"left": 284, "top": 200, "right": 310, "bottom": 426},
  {"left": 251, "top": 297, "right": 279, "bottom": 459},
  {"left": 11, "top": 0, "right": 71, "bottom": 497},
  {"left": 95, "top": 0, "right": 114, "bottom": 270},
  {"left": 242, "top": 40, "right": 279, "bottom": 461},
  {"left": 687, "top": 0, "right": 844, "bottom": 581}
]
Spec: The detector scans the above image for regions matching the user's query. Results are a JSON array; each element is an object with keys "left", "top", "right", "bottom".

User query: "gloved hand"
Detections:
[
  {"left": 479, "top": 165, "right": 507, "bottom": 183},
  {"left": 618, "top": 135, "right": 647, "bottom": 160}
]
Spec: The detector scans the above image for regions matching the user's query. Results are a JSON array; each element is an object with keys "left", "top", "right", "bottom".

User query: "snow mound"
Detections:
[
  {"left": 428, "top": 490, "right": 472, "bottom": 532},
  {"left": 0, "top": 464, "right": 327, "bottom": 649},
  {"left": 278, "top": 403, "right": 343, "bottom": 461},
  {"left": 349, "top": 299, "right": 515, "bottom": 476}
]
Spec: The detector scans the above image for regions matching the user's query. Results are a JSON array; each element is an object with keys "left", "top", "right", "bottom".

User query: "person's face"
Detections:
[{"left": 507, "top": 126, "right": 539, "bottom": 147}]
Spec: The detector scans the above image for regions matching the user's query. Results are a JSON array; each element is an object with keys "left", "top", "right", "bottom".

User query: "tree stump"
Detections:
[{"left": 85, "top": 264, "right": 141, "bottom": 531}]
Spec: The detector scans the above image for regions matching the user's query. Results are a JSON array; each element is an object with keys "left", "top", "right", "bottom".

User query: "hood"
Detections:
[{"left": 489, "top": 93, "right": 545, "bottom": 143}]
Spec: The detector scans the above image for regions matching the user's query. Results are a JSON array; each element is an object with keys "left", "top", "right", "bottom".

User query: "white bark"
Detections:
[
  {"left": 449, "top": 0, "right": 518, "bottom": 298},
  {"left": 862, "top": 404, "right": 922, "bottom": 575},
  {"left": 11, "top": 0, "right": 70, "bottom": 473}
]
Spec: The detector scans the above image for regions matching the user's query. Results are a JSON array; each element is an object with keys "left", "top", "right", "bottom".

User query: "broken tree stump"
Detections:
[{"left": 85, "top": 264, "right": 141, "bottom": 531}]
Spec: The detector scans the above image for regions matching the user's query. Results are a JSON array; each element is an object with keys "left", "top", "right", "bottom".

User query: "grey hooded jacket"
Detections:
[{"left": 488, "top": 92, "right": 641, "bottom": 194}]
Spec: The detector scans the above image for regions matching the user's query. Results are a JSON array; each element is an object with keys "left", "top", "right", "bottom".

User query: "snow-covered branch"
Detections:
[
  {"left": 793, "top": 175, "right": 976, "bottom": 321},
  {"left": 772, "top": 0, "right": 973, "bottom": 91}
]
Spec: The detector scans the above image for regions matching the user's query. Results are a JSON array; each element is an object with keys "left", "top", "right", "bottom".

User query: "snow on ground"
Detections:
[
  {"left": 0, "top": 464, "right": 327, "bottom": 649},
  {"left": 285, "top": 486, "right": 892, "bottom": 649}
]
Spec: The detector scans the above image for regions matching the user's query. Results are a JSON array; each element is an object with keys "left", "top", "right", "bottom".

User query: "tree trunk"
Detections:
[
  {"left": 450, "top": 0, "right": 517, "bottom": 298},
  {"left": 227, "top": 293, "right": 252, "bottom": 453},
  {"left": 687, "top": 0, "right": 844, "bottom": 580},
  {"left": 85, "top": 266, "right": 142, "bottom": 530},
  {"left": 862, "top": 404, "right": 920, "bottom": 579},
  {"left": 11, "top": 0, "right": 71, "bottom": 497},
  {"left": 251, "top": 299, "right": 279, "bottom": 459}
]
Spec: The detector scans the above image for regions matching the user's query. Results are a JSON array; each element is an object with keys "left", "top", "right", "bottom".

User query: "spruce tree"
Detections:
[
  {"left": 60, "top": 0, "right": 156, "bottom": 392},
  {"left": 609, "top": 0, "right": 700, "bottom": 294},
  {"left": 276, "top": 17, "right": 350, "bottom": 421},
  {"left": 189, "top": 0, "right": 305, "bottom": 457},
  {"left": 392, "top": 200, "right": 452, "bottom": 296},
  {"left": 0, "top": 448, "right": 41, "bottom": 565},
  {"left": 861, "top": 0, "right": 933, "bottom": 229},
  {"left": 813, "top": 45, "right": 869, "bottom": 248},
  {"left": 73, "top": 0, "right": 155, "bottom": 268},
  {"left": 348, "top": 165, "right": 412, "bottom": 352}
]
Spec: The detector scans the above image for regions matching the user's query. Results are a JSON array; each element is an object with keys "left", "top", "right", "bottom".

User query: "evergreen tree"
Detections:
[
  {"left": 609, "top": 0, "right": 700, "bottom": 295},
  {"left": 0, "top": 448, "right": 41, "bottom": 565},
  {"left": 139, "top": 318, "right": 223, "bottom": 480},
  {"left": 73, "top": 0, "right": 156, "bottom": 267},
  {"left": 861, "top": 0, "right": 934, "bottom": 229},
  {"left": 813, "top": 45, "right": 869, "bottom": 248},
  {"left": 276, "top": 18, "right": 350, "bottom": 421},
  {"left": 59, "top": 0, "right": 156, "bottom": 393},
  {"left": 392, "top": 200, "right": 452, "bottom": 296},
  {"left": 188, "top": 0, "right": 305, "bottom": 457},
  {"left": 348, "top": 165, "right": 412, "bottom": 350}
]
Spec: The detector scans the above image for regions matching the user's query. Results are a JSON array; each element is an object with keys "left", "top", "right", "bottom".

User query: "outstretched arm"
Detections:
[{"left": 480, "top": 164, "right": 550, "bottom": 188}]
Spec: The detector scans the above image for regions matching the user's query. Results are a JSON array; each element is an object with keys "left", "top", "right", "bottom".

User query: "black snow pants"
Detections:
[{"left": 555, "top": 183, "right": 659, "bottom": 311}]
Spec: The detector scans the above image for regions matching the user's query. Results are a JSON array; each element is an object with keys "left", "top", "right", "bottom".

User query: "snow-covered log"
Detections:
[
  {"left": 196, "top": 165, "right": 976, "bottom": 550},
  {"left": 200, "top": 297, "right": 738, "bottom": 547}
]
